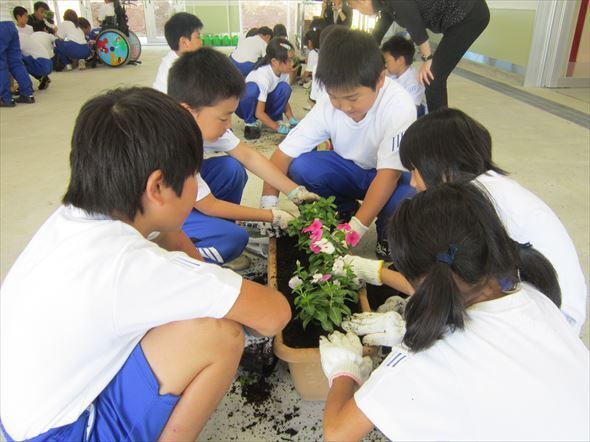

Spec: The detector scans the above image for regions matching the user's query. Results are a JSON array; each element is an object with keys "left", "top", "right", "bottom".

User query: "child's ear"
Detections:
[
  {"left": 376, "top": 69, "right": 386, "bottom": 89},
  {"left": 144, "top": 169, "right": 166, "bottom": 206}
]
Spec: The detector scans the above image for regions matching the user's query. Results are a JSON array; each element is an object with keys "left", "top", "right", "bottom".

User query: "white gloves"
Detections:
[
  {"left": 349, "top": 216, "right": 369, "bottom": 240},
  {"left": 344, "top": 255, "right": 383, "bottom": 286},
  {"left": 260, "top": 195, "right": 279, "bottom": 209},
  {"left": 271, "top": 208, "right": 295, "bottom": 231},
  {"left": 377, "top": 295, "right": 407, "bottom": 315},
  {"left": 342, "top": 311, "right": 406, "bottom": 347},
  {"left": 319, "top": 331, "right": 373, "bottom": 387},
  {"left": 287, "top": 185, "right": 321, "bottom": 206}
]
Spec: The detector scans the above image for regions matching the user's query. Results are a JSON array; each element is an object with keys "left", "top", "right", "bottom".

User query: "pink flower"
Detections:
[
  {"left": 345, "top": 231, "right": 360, "bottom": 247},
  {"left": 310, "top": 229, "right": 322, "bottom": 242},
  {"left": 337, "top": 223, "right": 352, "bottom": 232},
  {"left": 303, "top": 219, "right": 323, "bottom": 234},
  {"left": 310, "top": 242, "right": 321, "bottom": 254},
  {"left": 320, "top": 274, "right": 332, "bottom": 282}
]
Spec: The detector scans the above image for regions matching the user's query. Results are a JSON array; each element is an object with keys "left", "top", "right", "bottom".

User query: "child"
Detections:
[
  {"left": 55, "top": 9, "right": 90, "bottom": 70},
  {"left": 13, "top": 6, "right": 33, "bottom": 36},
  {"left": 0, "top": 87, "right": 291, "bottom": 442},
  {"left": 301, "top": 28, "right": 320, "bottom": 111},
  {"left": 97, "top": 0, "right": 115, "bottom": 27},
  {"left": 27, "top": 1, "right": 54, "bottom": 34},
  {"left": 320, "top": 182, "right": 589, "bottom": 441},
  {"left": 382, "top": 35, "right": 426, "bottom": 116},
  {"left": 153, "top": 12, "right": 202, "bottom": 93},
  {"left": 230, "top": 26, "right": 272, "bottom": 77},
  {"left": 235, "top": 37, "right": 298, "bottom": 140},
  {"left": 168, "top": 47, "right": 319, "bottom": 265},
  {"left": 261, "top": 27, "right": 416, "bottom": 259}
]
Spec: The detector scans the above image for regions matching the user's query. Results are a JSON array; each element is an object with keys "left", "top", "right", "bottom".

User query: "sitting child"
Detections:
[
  {"left": 54, "top": 9, "right": 90, "bottom": 70},
  {"left": 27, "top": 1, "right": 54, "bottom": 34},
  {"left": 167, "top": 47, "right": 319, "bottom": 266},
  {"left": 0, "top": 87, "right": 291, "bottom": 442},
  {"left": 261, "top": 27, "right": 416, "bottom": 259},
  {"left": 235, "top": 37, "right": 298, "bottom": 139},
  {"left": 13, "top": 6, "right": 33, "bottom": 36},
  {"left": 230, "top": 26, "right": 273, "bottom": 77},
  {"left": 302, "top": 28, "right": 321, "bottom": 110},
  {"left": 320, "top": 182, "right": 589, "bottom": 441},
  {"left": 153, "top": 12, "right": 202, "bottom": 93},
  {"left": 382, "top": 35, "right": 426, "bottom": 117}
]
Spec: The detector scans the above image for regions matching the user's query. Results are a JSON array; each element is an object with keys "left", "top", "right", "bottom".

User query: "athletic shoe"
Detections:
[
  {"left": 38, "top": 76, "right": 51, "bottom": 90},
  {"left": 375, "top": 239, "right": 391, "bottom": 261},
  {"left": 240, "top": 335, "right": 278, "bottom": 376},
  {"left": 244, "top": 124, "right": 261, "bottom": 140},
  {"left": 223, "top": 253, "right": 251, "bottom": 271},
  {"left": 0, "top": 99, "right": 16, "bottom": 108},
  {"left": 15, "top": 95, "right": 35, "bottom": 104},
  {"left": 65, "top": 64, "right": 73, "bottom": 71},
  {"left": 78, "top": 59, "right": 86, "bottom": 70}
]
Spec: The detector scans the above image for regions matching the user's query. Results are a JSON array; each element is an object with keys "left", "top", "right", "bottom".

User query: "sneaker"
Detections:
[
  {"left": 375, "top": 239, "right": 391, "bottom": 261},
  {"left": 78, "top": 59, "right": 86, "bottom": 70},
  {"left": 65, "top": 64, "right": 73, "bottom": 71},
  {"left": 245, "top": 235, "right": 269, "bottom": 259},
  {"left": 244, "top": 124, "right": 261, "bottom": 140},
  {"left": 0, "top": 99, "right": 16, "bottom": 108},
  {"left": 15, "top": 95, "right": 35, "bottom": 104},
  {"left": 38, "top": 76, "right": 51, "bottom": 90},
  {"left": 223, "top": 253, "right": 251, "bottom": 271},
  {"left": 240, "top": 335, "right": 278, "bottom": 376}
]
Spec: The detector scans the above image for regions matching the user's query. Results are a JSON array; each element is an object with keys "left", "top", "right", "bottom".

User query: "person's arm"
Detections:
[
  {"left": 324, "top": 378, "right": 374, "bottom": 441},
  {"left": 355, "top": 169, "right": 401, "bottom": 227},
  {"left": 224, "top": 279, "right": 291, "bottom": 336},
  {"left": 417, "top": 40, "right": 435, "bottom": 86},
  {"left": 261, "top": 148, "right": 295, "bottom": 198},
  {"left": 255, "top": 100, "right": 280, "bottom": 131},
  {"left": 153, "top": 231, "right": 203, "bottom": 261},
  {"left": 194, "top": 193, "right": 273, "bottom": 222},
  {"left": 382, "top": 267, "right": 414, "bottom": 295}
]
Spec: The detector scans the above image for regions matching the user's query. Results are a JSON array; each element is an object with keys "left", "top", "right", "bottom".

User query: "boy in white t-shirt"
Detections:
[
  {"left": 230, "top": 26, "right": 273, "bottom": 77},
  {"left": 153, "top": 12, "right": 203, "bottom": 93},
  {"left": 0, "top": 87, "right": 291, "bottom": 442},
  {"left": 262, "top": 27, "right": 416, "bottom": 259},
  {"left": 54, "top": 9, "right": 90, "bottom": 71},
  {"left": 382, "top": 35, "right": 426, "bottom": 117},
  {"left": 168, "top": 48, "right": 319, "bottom": 266}
]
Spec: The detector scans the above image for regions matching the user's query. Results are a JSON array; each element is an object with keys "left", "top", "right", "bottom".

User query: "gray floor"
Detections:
[{"left": 1, "top": 47, "right": 589, "bottom": 441}]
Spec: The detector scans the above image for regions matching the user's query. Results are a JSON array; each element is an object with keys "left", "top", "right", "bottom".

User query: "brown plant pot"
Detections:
[{"left": 269, "top": 237, "right": 372, "bottom": 401}]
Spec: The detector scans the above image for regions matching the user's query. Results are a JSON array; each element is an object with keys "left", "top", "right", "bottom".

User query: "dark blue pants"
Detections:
[
  {"left": 0, "top": 21, "right": 33, "bottom": 102},
  {"left": 23, "top": 56, "right": 52, "bottom": 79},
  {"left": 54, "top": 40, "right": 91, "bottom": 65},
  {"left": 230, "top": 55, "right": 255, "bottom": 77},
  {"left": 235, "top": 81, "right": 291, "bottom": 124},
  {"left": 182, "top": 156, "right": 249, "bottom": 264},
  {"left": 288, "top": 151, "right": 415, "bottom": 240}
]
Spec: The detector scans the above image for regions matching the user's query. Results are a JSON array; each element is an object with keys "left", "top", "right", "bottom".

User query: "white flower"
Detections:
[
  {"left": 288, "top": 276, "right": 303, "bottom": 289},
  {"left": 312, "top": 273, "right": 323, "bottom": 283},
  {"left": 316, "top": 238, "right": 335, "bottom": 255},
  {"left": 332, "top": 256, "right": 346, "bottom": 276},
  {"left": 333, "top": 280, "right": 341, "bottom": 286}
]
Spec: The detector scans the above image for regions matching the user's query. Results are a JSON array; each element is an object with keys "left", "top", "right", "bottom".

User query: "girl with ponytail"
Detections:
[
  {"left": 235, "top": 37, "right": 298, "bottom": 140},
  {"left": 319, "top": 182, "right": 589, "bottom": 442}
]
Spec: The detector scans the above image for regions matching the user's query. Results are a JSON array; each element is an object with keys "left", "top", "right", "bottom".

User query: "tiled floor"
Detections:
[{"left": 1, "top": 47, "right": 588, "bottom": 441}]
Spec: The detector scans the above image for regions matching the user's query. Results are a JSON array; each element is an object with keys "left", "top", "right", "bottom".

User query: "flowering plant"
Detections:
[{"left": 287, "top": 197, "right": 360, "bottom": 332}]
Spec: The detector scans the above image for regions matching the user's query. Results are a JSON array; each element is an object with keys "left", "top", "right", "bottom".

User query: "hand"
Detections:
[
  {"left": 343, "top": 255, "right": 383, "bottom": 286},
  {"left": 271, "top": 208, "right": 295, "bottom": 231},
  {"left": 349, "top": 216, "right": 369, "bottom": 241},
  {"left": 342, "top": 311, "right": 406, "bottom": 347},
  {"left": 377, "top": 295, "right": 407, "bottom": 315},
  {"left": 319, "top": 331, "right": 373, "bottom": 387},
  {"left": 277, "top": 123, "right": 291, "bottom": 135},
  {"left": 418, "top": 59, "right": 434, "bottom": 86},
  {"left": 287, "top": 185, "right": 321, "bottom": 205},
  {"left": 288, "top": 117, "right": 299, "bottom": 127}
]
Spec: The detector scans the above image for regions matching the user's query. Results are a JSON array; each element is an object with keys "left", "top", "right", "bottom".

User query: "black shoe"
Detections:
[
  {"left": 15, "top": 95, "right": 35, "bottom": 104},
  {"left": 240, "top": 336, "right": 278, "bottom": 377},
  {"left": 38, "top": 76, "right": 51, "bottom": 90},
  {"left": 375, "top": 239, "right": 391, "bottom": 260},
  {"left": 0, "top": 99, "right": 16, "bottom": 108},
  {"left": 244, "top": 125, "right": 261, "bottom": 140}
]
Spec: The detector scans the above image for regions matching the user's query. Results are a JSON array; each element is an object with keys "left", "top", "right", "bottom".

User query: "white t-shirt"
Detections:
[
  {"left": 280, "top": 77, "right": 415, "bottom": 170},
  {"left": 304, "top": 48, "right": 318, "bottom": 73},
  {"left": 19, "top": 31, "right": 55, "bottom": 60},
  {"left": 392, "top": 66, "right": 425, "bottom": 107},
  {"left": 153, "top": 50, "right": 178, "bottom": 93},
  {"left": 474, "top": 170, "right": 588, "bottom": 334},
  {"left": 99, "top": 2, "right": 115, "bottom": 21},
  {"left": 245, "top": 64, "right": 290, "bottom": 102},
  {"left": 231, "top": 35, "right": 266, "bottom": 63},
  {"left": 0, "top": 205, "right": 242, "bottom": 440},
  {"left": 356, "top": 283, "right": 590, "bottom": 441},
  {"left": 56, "top": 20, "right": 87, "bottom": 44},
  {"left": 16, "top": 24, "right": 33, "bottom": 36}
]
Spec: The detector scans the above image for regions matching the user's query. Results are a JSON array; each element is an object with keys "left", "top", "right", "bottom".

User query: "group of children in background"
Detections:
[{"left": 1, "top": 8, "right": 588, "bottom": 442}]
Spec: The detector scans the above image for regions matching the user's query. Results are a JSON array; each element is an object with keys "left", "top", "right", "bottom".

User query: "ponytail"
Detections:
[
  {"left": 253, "top": 37, "right": 293, "bottom": 71},
  {"left": 517, "top": 242, "right": 561, "bottom": 307}
]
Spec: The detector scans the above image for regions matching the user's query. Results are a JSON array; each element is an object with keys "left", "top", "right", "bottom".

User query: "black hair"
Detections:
[
  {"left": 33, "top": 1, "right": 49, "bottom": 11},
  {"left": 381, "top": 35, "right": 415, "bottom": 66},
  {"left": 273, "top": 23, "right": 287, "bottom": 37},
  {"left": 168, "top": 47, "right": 245, "bottom": 110},
  {"left": 13, "top": 6, "right": 27, "bottom": 19},
  {"left": 257, "top": 26, "right": 273, "bottom": 38},
  {"left": 164, "top": 12, "right": 203, "bottom": 51},
  {"left": 63, "top": 87, "right": 203, "bottom": 221},
  {"left": 400, "top": 108, "right": 508, "bottom": 187},
  {"left": 78, "top": 17, "right": 91, "bottom": 29},
  {"left": 245, "top": 27, "right": 258, "bottom": 37},
  {"left": 389, "top": 182, "right": 561, "bottom": 352},
  {"left": 315, "top": 27, "right": 384, "bottom": 92},
  {"left": 305, "top": 28, "right": 321, "bottom": 50},
  {"left": 252, "top": 37, "right": 294, "bottom": 70}
]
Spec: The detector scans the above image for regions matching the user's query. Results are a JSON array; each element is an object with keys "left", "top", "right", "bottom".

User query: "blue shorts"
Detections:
[{"left": 1, "top": 345, "right": 179, "bottom": 442}]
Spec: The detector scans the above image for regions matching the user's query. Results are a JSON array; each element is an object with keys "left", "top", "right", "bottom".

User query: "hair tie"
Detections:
[
  {"left": 519, "top": 242, "right": 533, "bottom": 249},
  {"left": 279, "top": 43, "right": 291, "bottom": 50},
  {"left": 437, "top": 244, "right": 458, "bottom": 265}
]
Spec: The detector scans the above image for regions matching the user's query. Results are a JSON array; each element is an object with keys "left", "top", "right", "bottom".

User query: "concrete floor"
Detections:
[{"left": 1, "top": 46, "right": 589, "bottom": 440}]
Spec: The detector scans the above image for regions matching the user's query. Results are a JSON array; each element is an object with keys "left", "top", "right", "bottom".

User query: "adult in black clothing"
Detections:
[
  {"left": 322, "top": 0, "right": 353, "bottom": 27},
  {"left": 27, "top": 1, "right": 54, "bottom": 34},
  {"left": 348, "top": 0, "right": 489, "bottom": 111}
]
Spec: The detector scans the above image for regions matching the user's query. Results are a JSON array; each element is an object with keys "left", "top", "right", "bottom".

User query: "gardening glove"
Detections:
[
  {"left": 277, "top": 123, "right": 291, "bottom": 135},
  {"left": 287, "top": 185, "right": 321, "bottom": 206},
  {"left": 260, "top": 195, "right": 279, "bottom": 209},
  {"left": 319, "top": 331, "right": 373, "bottom": 387},
  {"left": 271, "top": 208, "right": 295, "bottom": 231},
  {"left": 377, "top": 295, "right": 408, "bottom": 316},
  {"left": 349, "top": 216, "right": 369, "bottom": 241},
  {"left": 343, "top": 255, "right": 383, "bottom": 286},
  {"left": 288, "top": 117, "right": 299, "bottom": 127},
  {"left": 342, "top": 311, "right": 406, "bottom": 347}
]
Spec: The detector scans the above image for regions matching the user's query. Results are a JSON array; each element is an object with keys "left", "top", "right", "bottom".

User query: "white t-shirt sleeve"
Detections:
[
  {"left": 279, "top": 103, "right": 331, "bottom": 158},
  {"left": 114, "top": 244, "right": 242, "bottom": 335},
  {"left": 195, "top": 173, "right": 211, "bottom": 202},
  {"left": 204, "top": 129, "right": 240, "bottom": 153},
  {"left": 56, "top": 21, "right": 70, "bottom": 39},
  {"left": 305, "top": 50, "right": 318, "bottom": 73},
  {"left": 376, "top": 100, "right": 416, "bottom": 171}
]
